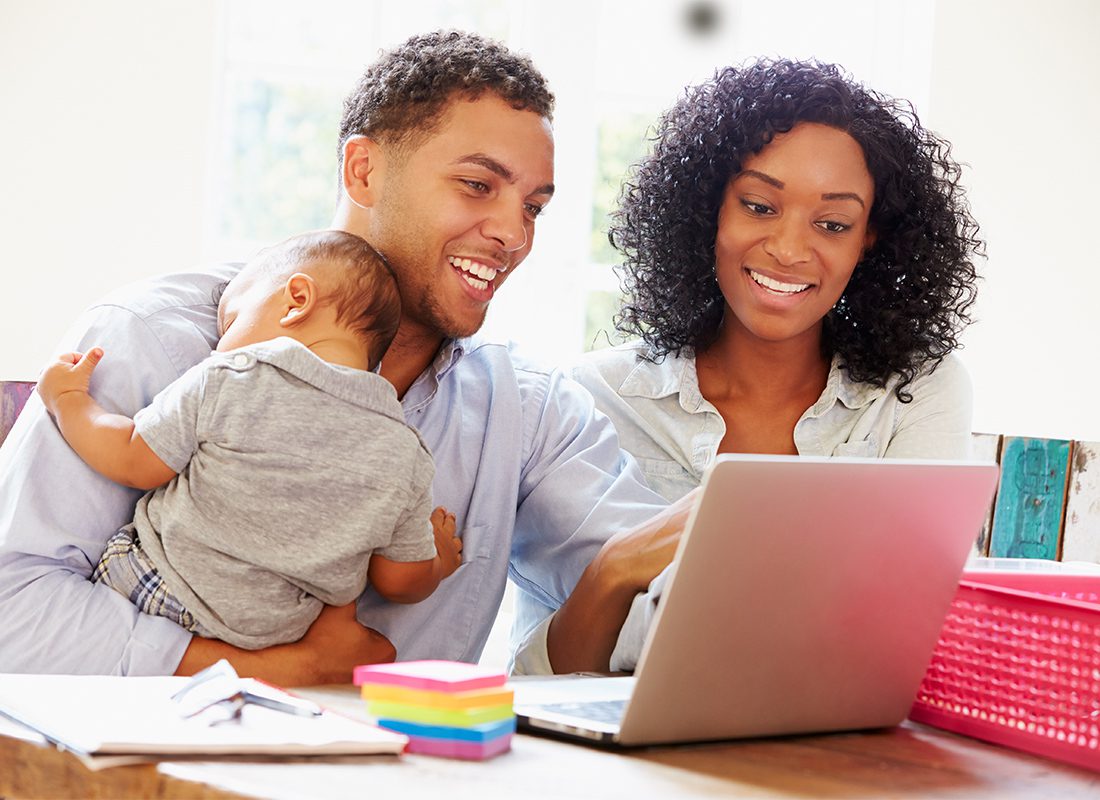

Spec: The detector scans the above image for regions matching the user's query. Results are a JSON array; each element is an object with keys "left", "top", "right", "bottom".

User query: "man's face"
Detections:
[{"left": 363, "top": 93, "right": 555, "bottom": 340}]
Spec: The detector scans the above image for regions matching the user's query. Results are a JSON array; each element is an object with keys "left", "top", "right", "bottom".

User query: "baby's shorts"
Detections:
[{"left": 92, "top": 525, "right": 212, "bottom": 636}]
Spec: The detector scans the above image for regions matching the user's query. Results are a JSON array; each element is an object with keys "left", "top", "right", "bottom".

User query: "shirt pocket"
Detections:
[
  {"left": 358, "top": 524, "right": 499, "bottom": 663},
  {"left": 831, "top": 438, "right": 878, "bottom": 459},
  {"left": 436, "top": 524, "right": 498, "bottom": 659},
  {"left": 633, "top": 456, "right": 698, "bottom": 503}
]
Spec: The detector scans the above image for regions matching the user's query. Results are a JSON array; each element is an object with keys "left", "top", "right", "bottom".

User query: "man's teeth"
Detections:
[
  {"left": 749, "top": 269, "right": 810, "bottom": 294},
  {"left": 448, "top": 256, "right": 498, "bottom": 282}
]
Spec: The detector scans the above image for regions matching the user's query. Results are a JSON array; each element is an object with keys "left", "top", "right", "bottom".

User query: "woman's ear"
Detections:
[
  {"left": 343, "top": 135, "right": 385, "bottom": 211},
  {"left": 279, "top": 273, "right": 319, "bottom": 327}
]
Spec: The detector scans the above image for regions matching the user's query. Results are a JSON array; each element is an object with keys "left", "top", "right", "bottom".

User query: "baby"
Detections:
[{"left": 37, "top": 230, "right": 461, "bottom": 649}]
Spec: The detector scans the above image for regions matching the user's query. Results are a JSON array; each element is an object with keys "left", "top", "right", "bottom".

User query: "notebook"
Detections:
[
  {"left": 514, "top": 454, "right": 999, "bottom": 746},
  {"left": 0, "top": 673, "right": 407, "bottom": 767}
]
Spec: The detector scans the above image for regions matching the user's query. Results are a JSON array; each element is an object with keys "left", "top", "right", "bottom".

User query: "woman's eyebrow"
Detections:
[
  {"left": 737, "top": 169, "right": 784, "bottom": 189},
  {"left": 822, "top": 191, "right": 866, "bottom": 209},
  {"left": 739, "top": 169, "right": 867, "bottom": 209}
]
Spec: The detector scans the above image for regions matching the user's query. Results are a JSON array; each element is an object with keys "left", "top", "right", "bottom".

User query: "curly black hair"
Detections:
[
  {"left": 338, "top": 29, "right": 554, "bottom": 159},
  {"left": 610, "top": 58, "right": 982, "bottom": 401}
]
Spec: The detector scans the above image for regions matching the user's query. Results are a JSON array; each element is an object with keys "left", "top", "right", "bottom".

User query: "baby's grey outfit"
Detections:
[{"left": 95, "top": 337, "right": 436, "bottom": 649}]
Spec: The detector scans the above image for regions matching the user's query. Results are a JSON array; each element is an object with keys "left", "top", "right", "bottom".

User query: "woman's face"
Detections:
[{"left": 714, "top": 122, "right": 875, "bottom": 350}]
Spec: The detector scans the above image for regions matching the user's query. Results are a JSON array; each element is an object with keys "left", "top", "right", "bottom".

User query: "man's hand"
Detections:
[
  {"left": 431, "top": 506, "right": 462, "bottom": 579},
  {"left": 37, "top": 348, "right": 104, "bottom": 416},
  {"left": 547, "top": 488, "right": 701, "bottom": 674},
  {"left": 175, "top": 602, "right": 395, "bottom": 686}
]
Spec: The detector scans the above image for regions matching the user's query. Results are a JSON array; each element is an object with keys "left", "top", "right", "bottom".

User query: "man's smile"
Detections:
[{"left": 448, "top": 255, "right": 506, "bottom": 292}]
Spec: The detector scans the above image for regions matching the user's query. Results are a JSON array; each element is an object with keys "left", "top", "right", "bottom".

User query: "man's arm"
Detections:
[
  {"left": 508, "top": 367, "right": 678, "bottom": 675},
  {"left": 0, "top": 302, "right": 204, "bottom": 675},
  {"left": 545, "top": 492, "right": 696, "bottom": 673},
  {"left": 175, "top": 603, "right": 395, "bottom": 684},
  {"left": 37, "top": 348, "right": 176, "bottom": 490}
]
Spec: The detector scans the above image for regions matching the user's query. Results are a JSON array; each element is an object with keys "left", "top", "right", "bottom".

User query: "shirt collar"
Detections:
[
  {"left": 235, "top": 337, "right": 405, "bottom": 421},
  {"left": 433, "top": 337, "right": 467, "bottom": 381},
  {"left": 617, "top": 347, "right": 886, "bottom": 414},
  {"left": 811, "top": 354, "right": 888, "bottom": 414},
  {"left": 617, "top": 348, "right": 709, "bottom": 413}
]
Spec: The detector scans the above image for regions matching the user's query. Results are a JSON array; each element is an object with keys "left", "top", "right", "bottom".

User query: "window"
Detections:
[{"left": 205, "top": 0, "right": 933, "bottom": 367}]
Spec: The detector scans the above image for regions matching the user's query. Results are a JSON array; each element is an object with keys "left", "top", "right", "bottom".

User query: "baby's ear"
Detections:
[{"left": 280, "top": 273, "right": 318, "bottom": 326}]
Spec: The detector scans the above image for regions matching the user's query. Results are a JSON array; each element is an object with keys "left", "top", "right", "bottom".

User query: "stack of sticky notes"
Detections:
[{"left": 353, "top": 660, "right": 515, "bottom": 760}]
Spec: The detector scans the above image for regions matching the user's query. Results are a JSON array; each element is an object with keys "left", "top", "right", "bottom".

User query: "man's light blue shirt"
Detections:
[{"left": 0, "top": 266, "right": 667, "bottom": 674}]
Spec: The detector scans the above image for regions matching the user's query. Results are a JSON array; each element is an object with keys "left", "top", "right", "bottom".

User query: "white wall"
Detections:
[
  {"left": 0, "top": 0, "right": 218, "bottom": 379},
  {"left": 928, "top": 0, "right": 1100, "bottom": 441}
]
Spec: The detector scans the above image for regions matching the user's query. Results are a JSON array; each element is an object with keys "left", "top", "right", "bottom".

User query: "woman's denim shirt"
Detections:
[
  {"left": 569, "top": 341, "right": 974, "bottom": 671},
  {"left": 570, "top": 341, "right": 973, "bottom": 504}
]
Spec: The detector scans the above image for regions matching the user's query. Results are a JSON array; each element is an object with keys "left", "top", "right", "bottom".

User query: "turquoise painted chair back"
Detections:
[{"left": 972, "top": 433, "right": 1100, "bottom": 564}]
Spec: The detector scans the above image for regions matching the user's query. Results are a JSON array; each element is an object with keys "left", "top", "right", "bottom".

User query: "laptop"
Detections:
[{"left": 514, "top": 454, "right": 999, "bottom": 746}]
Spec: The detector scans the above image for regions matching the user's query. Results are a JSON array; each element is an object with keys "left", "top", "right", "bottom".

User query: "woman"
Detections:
[
  {"left": 574, "top": 58, "right": 982, "bottom": 505},
  {"left": 571, "top": 59, "right": 983, "bottom": 670}
]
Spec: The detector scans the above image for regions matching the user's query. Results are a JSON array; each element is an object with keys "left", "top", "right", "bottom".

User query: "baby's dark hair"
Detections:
[
  {"left": 338, "top": 29, "right": 554, "bottom": 161},
  {"left": 611, "top": 58, "right": 982, "bottom": 401},
  {"left": 258, "top": 230, "right": 401, "bottom": 371}
]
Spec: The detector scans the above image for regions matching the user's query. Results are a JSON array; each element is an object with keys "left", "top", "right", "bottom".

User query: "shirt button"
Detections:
[{"left": 233, "top": 354, "right": 249, "bottom": 368}]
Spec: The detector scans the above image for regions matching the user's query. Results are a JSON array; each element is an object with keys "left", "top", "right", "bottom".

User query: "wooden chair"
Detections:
[
  {"left": 972, "top": 433, "right": 1099, "bottom": 563},
  {"left": 0, "top": 382, "right": 34, "bottom": 448}
]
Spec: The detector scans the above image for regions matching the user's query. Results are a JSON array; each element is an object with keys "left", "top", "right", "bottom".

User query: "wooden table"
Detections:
[{"left": 2, "top": 684, "right": 1097, "bottom": 799}]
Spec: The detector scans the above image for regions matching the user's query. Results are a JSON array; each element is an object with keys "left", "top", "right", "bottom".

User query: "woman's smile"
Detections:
[{"left": 745, "top": 267, "right": 813, "bottom": 296}]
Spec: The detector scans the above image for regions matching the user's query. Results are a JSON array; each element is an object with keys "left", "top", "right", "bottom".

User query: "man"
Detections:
[{"left": 0, "top": 31, "right": 685, "bottom": 683}]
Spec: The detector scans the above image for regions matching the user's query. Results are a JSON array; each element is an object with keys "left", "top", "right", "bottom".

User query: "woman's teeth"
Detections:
[{"left": 748, "top": 269, "right": 810, "bottom": 294}]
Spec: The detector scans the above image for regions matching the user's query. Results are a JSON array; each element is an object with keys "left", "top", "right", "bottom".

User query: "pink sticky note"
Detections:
[
  {"left": 353, "top": 660, "right": 507, "bottom": 693},
  {"left": 405, "top": 733, "right": 513, "bottom": 760}
]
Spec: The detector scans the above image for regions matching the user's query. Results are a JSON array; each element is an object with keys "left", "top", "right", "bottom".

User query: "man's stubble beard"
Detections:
[{"left": 376, "top": 214, "right": 488, "bottom": 342}]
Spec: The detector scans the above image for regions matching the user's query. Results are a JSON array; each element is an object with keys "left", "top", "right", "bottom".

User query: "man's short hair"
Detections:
[
  {"left": 258, "top": 230, "right": 401, "bottom": 371},
  {"left": 338, "top": 29, "right": 554, "bottom": 160}
]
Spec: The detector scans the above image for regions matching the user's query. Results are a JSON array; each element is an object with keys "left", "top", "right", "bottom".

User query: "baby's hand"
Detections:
[
  {"left": 37, "top": 348, "right": 104, "bottom": 416},
  {"left": 431, "top": 507, "right": 462, "bottom": 579}
]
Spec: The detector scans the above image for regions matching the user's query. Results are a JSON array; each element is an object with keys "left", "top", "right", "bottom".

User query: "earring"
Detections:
[{"left": 344, "top": 188, "right": 370, "bottom": 211}]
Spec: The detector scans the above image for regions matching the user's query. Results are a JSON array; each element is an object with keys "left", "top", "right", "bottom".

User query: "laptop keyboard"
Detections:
[{"left": 540, "top": 699, "right": 627, "bottom": 724}]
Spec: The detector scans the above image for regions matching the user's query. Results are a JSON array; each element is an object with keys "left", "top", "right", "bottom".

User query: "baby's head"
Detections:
[{"left": 216, "top": 230, "right": 401, "bottom": 371}]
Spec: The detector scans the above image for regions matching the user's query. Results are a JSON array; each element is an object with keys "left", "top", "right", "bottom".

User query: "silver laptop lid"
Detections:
[{"left": 616, "top": 455, "right": 999, "bottom": 745}]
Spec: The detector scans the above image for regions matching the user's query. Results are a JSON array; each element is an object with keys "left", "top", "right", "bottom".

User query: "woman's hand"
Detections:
[{"left": 597, "top": 488, "right": 700, "bottom": 593}]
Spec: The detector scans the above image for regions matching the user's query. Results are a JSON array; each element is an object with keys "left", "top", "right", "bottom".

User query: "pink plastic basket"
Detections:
[{"left": 909, "top": 570, "right": 1100, "bottom": 772}]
